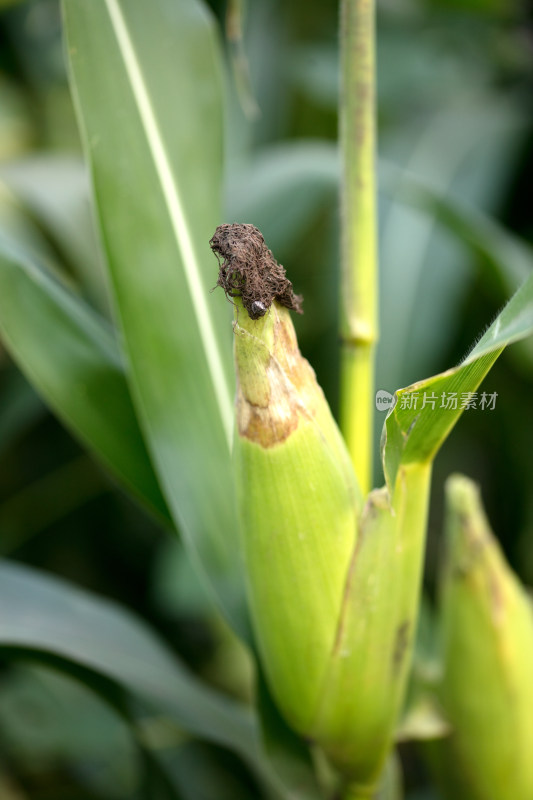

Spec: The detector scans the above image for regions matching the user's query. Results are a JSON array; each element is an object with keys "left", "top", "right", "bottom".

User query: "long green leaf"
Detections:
[
  {"left": 63, "top": 0, "right": 245, "bottom": 629},
  {"left": 0, "top": 236, "right": 171, "bottom": 522},
  {"left": 0, "top": 156, "right": 110, "bottom": 312},
  {"left": 0, "top": 664, "right": 140, "bottom": 792},
  {"left": 380, "top": 161, "right": 532, "bottom": 293},
  {"left": 382, "top": 269, "right": 533, "bottom": 489},
  {"left": 226, "top": 142, "right": 338, "bottom": 254},
  {"left": 0, "top": 560, "right": 287, "bottom": 800}
]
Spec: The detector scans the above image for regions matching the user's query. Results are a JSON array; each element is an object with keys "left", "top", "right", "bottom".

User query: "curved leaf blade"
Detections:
[
  {"left": 226, "top": 141, "right": 339, "bottom": 254},
  {"left": 63, "top": 0, "right": 245, "bottom": 627},
  {"left": 0, "top": 560, "right": 286, "bottom": 800},
  {"left": 382, "top": 269, "right": 533, "bottom": 489},
  {"left": 380, "top": 161, "right": 532, "bottom": 294},
  {"left": 0, "top": 156, "right": 110, "bottom": 313},
  {"left": 0, "top": 236, "right": 171, "bottom": 523}
]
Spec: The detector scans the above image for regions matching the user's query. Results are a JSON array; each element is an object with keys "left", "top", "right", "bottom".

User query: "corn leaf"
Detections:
[
  {"left": 0, "top": 156, "right": 110, "bottom": 312},
  {"left": 226, "top": 142, "right": 338, "bottom": 254},
  {"left": 63, "top": 0, "right": 245, "bottom": 629},
  {"left": 0, "top": 236, "right": 171, "bottom": 523},
  {"left": 382, "top": 269, "right": 533, "bottom": 489},
  {"left": 380, "top": 161, "right": 532, "bottom": 293},
  {"left": 0, "top": 560, "right": 287, "bottom": 800}
]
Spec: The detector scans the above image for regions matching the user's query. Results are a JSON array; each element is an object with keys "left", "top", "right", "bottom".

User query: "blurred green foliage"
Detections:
[{"left": 0, "top": 0, "right": 532, "bottom": 797}]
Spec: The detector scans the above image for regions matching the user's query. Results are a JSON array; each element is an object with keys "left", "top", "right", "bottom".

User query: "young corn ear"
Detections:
[
  {"left": 233, "top": 298, "right": 362, "bottom": 734},
  {"left": 233, "top": 295, "right": 432, "bottom": 792},
  {"left": 434, "top": 474, "right": 533, "bottom": 800}
]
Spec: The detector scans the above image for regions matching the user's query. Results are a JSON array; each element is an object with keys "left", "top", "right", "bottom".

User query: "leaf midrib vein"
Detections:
[{"left": 104, "top": 0, "right": 232, "bottom": 447}]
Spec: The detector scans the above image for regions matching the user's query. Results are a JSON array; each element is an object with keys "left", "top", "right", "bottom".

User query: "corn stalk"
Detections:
[{"left": 339, "top": 0, "right": 378, "bottom": 496}]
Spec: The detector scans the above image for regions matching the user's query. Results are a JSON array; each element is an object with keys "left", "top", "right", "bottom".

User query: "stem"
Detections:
[{"left": 339, "top": 0, "right": 378, "bottom": 496}]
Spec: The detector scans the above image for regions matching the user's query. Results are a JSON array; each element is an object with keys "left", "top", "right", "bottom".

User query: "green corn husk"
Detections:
[
  {"left": 433, "top": 474, "right": 533, "bottom": 800},
  {"left": 233, "top": 298, "right": 362, "bottom": 734},
  {"left": 312, "top": 461, "right": 431, "bottom": 790},
  {"left": 233, "top": 298, "right": 431, "bottom": 792}
]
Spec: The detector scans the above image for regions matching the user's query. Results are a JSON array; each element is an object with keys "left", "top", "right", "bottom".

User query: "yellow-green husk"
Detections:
[
  {"left": 233, "top": 299, "right": 432, "bottom": 791},
  {"left": 434, "top": 475, "right": 533, "bottom": 800}
]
